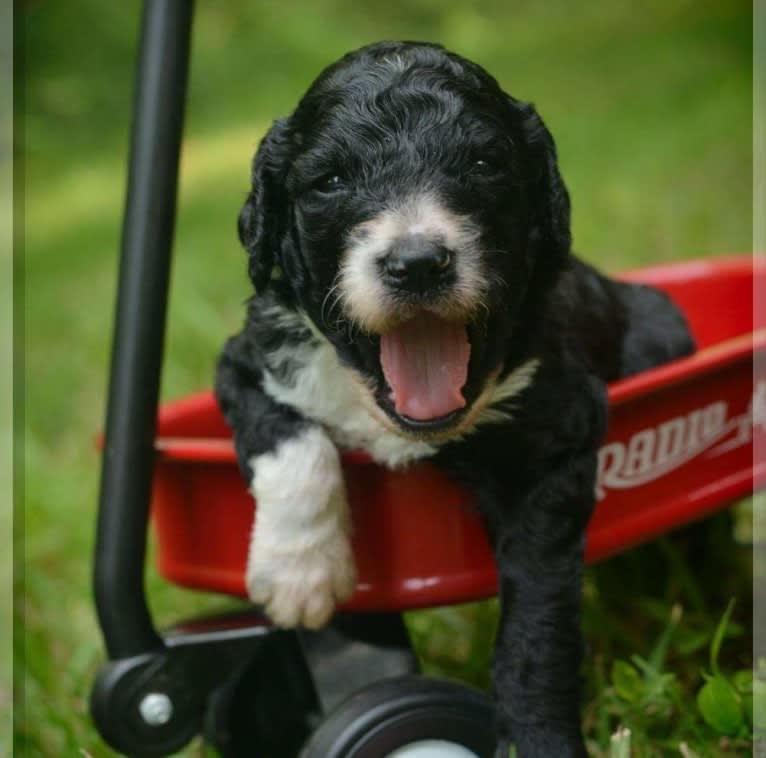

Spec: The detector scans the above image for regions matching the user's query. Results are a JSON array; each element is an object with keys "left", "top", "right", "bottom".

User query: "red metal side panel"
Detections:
[{"left": 588, "top": 339, "right": 766, "bottom": 562}]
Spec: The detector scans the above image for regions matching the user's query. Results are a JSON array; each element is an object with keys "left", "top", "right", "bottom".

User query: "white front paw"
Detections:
[
  {"left": 246, "top": 530, "right": 357, "bottom": 629},
  {"left": 247, "top": 427, "right": 355, "bottom": 629}
]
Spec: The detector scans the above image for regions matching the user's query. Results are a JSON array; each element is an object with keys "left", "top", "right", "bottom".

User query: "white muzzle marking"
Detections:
[{"left": 338, "top": 193, "right": 486, "bottom": 333}]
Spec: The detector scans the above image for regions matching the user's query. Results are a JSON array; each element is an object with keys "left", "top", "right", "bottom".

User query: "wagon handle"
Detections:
[{"left": 93, "top": 0, "right": 194, "bottom": 660}]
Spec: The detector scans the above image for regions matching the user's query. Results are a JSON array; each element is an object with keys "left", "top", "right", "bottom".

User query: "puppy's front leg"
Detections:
[
  {"left": 246, "top": 425, "right": 356, "bottom": 629},
  {"left": 491, "top": 452, "right": 596, "bottom": 758},
  {"left": 216, "top": 336, "right": 356, "bottom": 629}
]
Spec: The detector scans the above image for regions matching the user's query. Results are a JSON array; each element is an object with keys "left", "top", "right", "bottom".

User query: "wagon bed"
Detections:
[{"left": 149, "top": 255, "right": 765, "bottom": 611}]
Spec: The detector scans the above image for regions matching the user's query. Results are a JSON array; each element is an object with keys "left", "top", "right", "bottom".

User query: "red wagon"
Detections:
[{"left": 151, "top": 255, "right": 765, "bottom": 612}]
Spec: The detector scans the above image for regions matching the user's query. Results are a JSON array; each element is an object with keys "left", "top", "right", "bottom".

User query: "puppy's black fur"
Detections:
[{"left": 217, "top": 42, "right": 694, "bottom": 756}]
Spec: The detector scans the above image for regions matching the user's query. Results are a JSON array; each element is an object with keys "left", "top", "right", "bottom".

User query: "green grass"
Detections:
[{"left": 20, "top": 1, "right": 754, "bottom": 755}]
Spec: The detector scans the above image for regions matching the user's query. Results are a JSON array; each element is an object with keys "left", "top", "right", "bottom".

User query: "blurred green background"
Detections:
[{"left": 20, "top": 0, "right": 754, "bottom": 755}]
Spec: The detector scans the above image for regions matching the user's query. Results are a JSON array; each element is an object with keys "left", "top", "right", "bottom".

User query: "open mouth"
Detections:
[{"left": 379, "top": 313, "right": 472, "bottom": 431}]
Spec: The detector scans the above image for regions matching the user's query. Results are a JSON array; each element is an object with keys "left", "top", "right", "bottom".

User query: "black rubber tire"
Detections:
[{"left": 300, "top": 675, "right": 495, "bottom": 758}]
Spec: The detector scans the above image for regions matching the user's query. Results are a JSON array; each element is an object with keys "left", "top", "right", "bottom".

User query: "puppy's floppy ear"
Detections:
[
  {"left": 517, "top": 102, "right": 572, "bottom": 268},
  {"left": 238, "top": 117, "right": 293, "bottom": 291}
]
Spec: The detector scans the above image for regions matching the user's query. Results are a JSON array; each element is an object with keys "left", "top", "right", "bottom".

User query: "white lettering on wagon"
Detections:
[{"left": 595, "top": 381, "right": 766, "bottom": 499}]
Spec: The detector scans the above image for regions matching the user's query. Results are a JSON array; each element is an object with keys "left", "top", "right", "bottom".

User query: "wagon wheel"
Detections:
[{"left": 300, "top": 676, "right": 495, "bottom": 758}]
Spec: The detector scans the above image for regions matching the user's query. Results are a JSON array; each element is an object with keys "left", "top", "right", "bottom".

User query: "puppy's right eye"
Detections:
[{"left": 313, "top": 174, "right": 347, "bottom": 194}]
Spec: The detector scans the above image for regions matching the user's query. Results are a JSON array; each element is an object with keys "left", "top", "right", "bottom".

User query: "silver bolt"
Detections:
[{"left": 138, "top": 692, "right": 173, "bottom": 726}]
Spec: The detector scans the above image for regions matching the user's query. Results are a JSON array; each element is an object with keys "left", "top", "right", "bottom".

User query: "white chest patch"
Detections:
[
  {"left": 261, "top": 309, "right": 540, "bottom": 467},
  {"left": 262, "top": 325, "right": 437, "bottom": 468}
]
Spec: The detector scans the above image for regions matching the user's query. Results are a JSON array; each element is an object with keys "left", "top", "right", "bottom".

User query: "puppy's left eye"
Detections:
[{"left": 471, "top": 159, "right": 496, "bottom": 176}]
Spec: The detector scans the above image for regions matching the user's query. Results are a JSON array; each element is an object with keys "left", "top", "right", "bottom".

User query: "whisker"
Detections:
[{"left": 321, "top": 276, "right": 346, "bottom": 329}]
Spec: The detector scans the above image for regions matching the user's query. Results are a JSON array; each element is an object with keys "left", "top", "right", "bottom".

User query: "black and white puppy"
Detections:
[{"left": 216, "top": 41, "right": 694, "bottom": 757}]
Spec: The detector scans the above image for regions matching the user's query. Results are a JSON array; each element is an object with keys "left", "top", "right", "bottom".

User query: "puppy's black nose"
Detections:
[{"left": 382, "top": 237, "right": 454, "bottom": 293}]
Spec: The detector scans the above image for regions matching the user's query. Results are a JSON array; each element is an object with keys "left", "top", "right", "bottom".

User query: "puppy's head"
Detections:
[{"left": 239, "top": 41, "right": 571, "bottom": 435}]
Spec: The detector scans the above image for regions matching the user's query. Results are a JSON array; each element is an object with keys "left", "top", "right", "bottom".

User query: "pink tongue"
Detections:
[{"left": 380, "top": 314, "right": 471, "bottom": 421}]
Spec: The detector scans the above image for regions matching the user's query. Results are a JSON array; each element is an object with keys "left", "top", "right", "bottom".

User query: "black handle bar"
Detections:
[{"left": 93, "top": 0, "right": 194, "bottom": 660}]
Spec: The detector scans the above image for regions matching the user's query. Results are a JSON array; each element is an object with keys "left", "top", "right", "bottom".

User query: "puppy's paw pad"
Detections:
[{"left": 246, "top": 538, "right": 357, "bottom": 629}]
